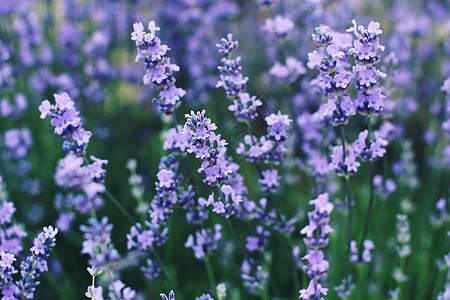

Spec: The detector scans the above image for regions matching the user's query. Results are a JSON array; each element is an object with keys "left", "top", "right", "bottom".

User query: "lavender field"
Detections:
[{"left": 0, "top": 0, "right": 449, "bottom": 299}]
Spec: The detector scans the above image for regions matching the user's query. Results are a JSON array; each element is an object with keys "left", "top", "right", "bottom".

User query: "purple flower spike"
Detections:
[
  {"left": 299, "top": 193, "right": 334, "bottom": 299},
  {"left": 216, "top": 34, "right": 262, "bottom": 121},
  {"left": 132, "top": 21, "right": 185, "bottom": 114}
]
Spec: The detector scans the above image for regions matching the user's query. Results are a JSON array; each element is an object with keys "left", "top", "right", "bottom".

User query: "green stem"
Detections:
[
  {"left": 339, "top": 127, "right": 353, "bottom": 290},
  {"left": 154, "top": 252, "right": 177, "bottom": 291},
  {"left": 204, "top": 256, "right": 217, "bottom": 296},
  {"left": 83, "top": 156, "right": 135, "bottom": 224},
  {"left": 225, "top": 218, "right": 251, "bottom": 261},
  {"left": 261, "top": 288, "right": 271, "bottom": 300},
  {"left": 104, "top": 188, "right": 135, "bottom": 224},
  {"left": 358, "top": 117, "right": 375, "bottom": 260},
  {"left": 285, "top": 234, "right": 300, "bottom": 292}
]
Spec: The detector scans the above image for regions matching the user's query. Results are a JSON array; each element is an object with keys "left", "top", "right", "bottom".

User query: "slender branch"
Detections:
[
  {"left": 104, "top": 188, "right": 135, "bottom": 225},
  {"left": 339, "top": 127, "right": 353, "bottom": 290},
  {"left": 204, "top": 256, "right": 217, "bottom": 296},
  {"left": 358, "top": 116, "right": 375, "bottom": 260},
  {"left": 225, "top": 218, "right": 251, "bottom": 261}
]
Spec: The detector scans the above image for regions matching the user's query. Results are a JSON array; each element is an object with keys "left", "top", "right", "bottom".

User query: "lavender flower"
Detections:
[
  {"left": 160, "top": 290, "right": 175, "bottom": 300},
  {"left": 263, "top": 15, "right": 294, "bottom": 41},
  {"left": 80, "top": 217, "right": 119, "bottom": 269},
  {"left": 245, "top": 226, "right": 270, "bottom": 253},
  {"left": 350, "top": 240, "right": 374, "bottom": 263},
  {"left": 132, "top": 21, "right": 186, "bottom": 114},
  {"left": 241, "top": 259, "right": 269, "bottom": 295},
  {"left": 108, "top": 280, "right": 136, "bottom": 300},
  {"left": 430, "top": 197, "right": 449, "bottom": 228},
  {"left": 39, "top": 93, "right": 92, "bottom": 154},
  {"left": 237, "top": 111, "right": 291, "bottom": 169},
  {"left": 258, "top": 169, "right": 280, "bottom": 192},
  {"left": 299, "top": 193, "right": 334, "bottom": 299},
  {"left": 141, "top": 258, "right": 162, "bottom": 280},
  {"left": 54, "top": 154, "right": 107, "bottom": 214},
  {"left": 185, "top": 224, "right": 222, "bottom": 259},
  {"left": 15, "top": 226, "right": 58, "bottom": 299},
  {"left": 216, "top": 34, "right": 262, "bottom": 122},
  {"left": 269, "top": 57, "right": 306, "bottom": 83},
  {"left": 127, "top": 221, "right": 169, "bottom": 252},
  {"left": 182, "top": 110, "right": 233, "bottom": 186}
]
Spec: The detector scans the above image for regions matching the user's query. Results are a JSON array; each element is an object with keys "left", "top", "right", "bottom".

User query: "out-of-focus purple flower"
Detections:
[
  {"left": 265, "top": 111, "right": 292, "bottom": 142},
  {"left": 263, "top": 15, "right": 294, "bottom": 41},
  {"left": 395, "top": 214, "right": 411, "bottom": 258},
  {"left": 241, "top": 259, "right": 269, "bottom": 295},
  {"left": 269, "top": 57, "right": 305, "bottom": 83},
  {"left": 373, "top": 175, "right": 397, "bottom": 198},
  {"left": 258, "top": 169, "right": 280, "bottom": 192},
  {"left": 108, "top": 280, "right": 136, "bottom": 300},
  {"left": 245, "top": 226, "right": 270, "bottom": 253},
  {"left": 185, "top": 224, "right": 222, "bottom": 259},
  {"left": 54, "top": 154, "right": 107, "bottom": 214},
  {"left": 256, "top": 0, "right": 278, "bottom": 6},
  {"left": 141, "top": 258, "right": 162, "bottom": 280},
  {"left": 80, "top": 217, "right": 119, "bottom": 269},
  {"left": 163, "top": 125, "right": 190, "bottom": 152},
  {"left": 350, "top": 240, "right": 374, "bottom": 263}
]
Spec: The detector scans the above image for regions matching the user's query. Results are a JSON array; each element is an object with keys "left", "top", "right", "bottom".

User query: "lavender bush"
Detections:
[{"left": 0, "top": 0, "right": 448, "bottom": 299}]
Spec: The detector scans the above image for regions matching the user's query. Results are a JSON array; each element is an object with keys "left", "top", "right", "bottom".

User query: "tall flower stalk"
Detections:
[{"left": 299, "top": 193, "right": 334, "bottom": 299}]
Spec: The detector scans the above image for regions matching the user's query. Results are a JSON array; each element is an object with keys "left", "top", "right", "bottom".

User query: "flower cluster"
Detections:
[
  {"left": 163, "top": 125, "right": 190, "bottom": 153},
  {"left": 185, "top": 224, "right": 223, "bottom": 259},
  {"left": 299, "top": 193, "right": 334, "bottom": 299},
  {"left": 216, "top": 34, "right": 262, "bottom": 122},
  {"left": 269, "top": 56, "right": 306, "bottom": 83},
  {"left": 0, "top": 177, "right": 28, "bottom": 257},
  {"left": 132, "top": 21, "right": 186, "bottom": 114},
  {"left": 199, "top": 185, "right": 243, "bottom": 218},
  {"left": 241, "top": 259, "right": 269, "bottom": 295},
  {"left": 2, "top": 128, "right": 33, "bottom": 177},
  {"left": 263, "top": 15, "right": 294, "bottom": 41},
  {"left": 0, "top": 94, "right": 27, "bottom": 119},
  {"left": 429, "top": 197, "right": 449, "bottom": 228},
  {"left": 39, "top": 93, "right": 92, "bottom": 154},
  {"left": 394, "top": 214, "right": 411, "bottom": 258},
  {"left": 350, "top": 240, "right": 374, "bottom": 263},
  {"left": 54, "top": 154, "right": 108, "bottom": 214},
  {"left": 237, "top": 111, "right": 291, "bottom": 164},
  {"left": 245, "top": 226, "right": 271, "bottom": 253},
  {"left": 150, "top": 155, "right": 184, "bottom": 224},
  {"left": 258, "top": 169, "right": 280, "bottom": 193},
  {"left": 107, "top": 280, "right": 136, "bottom": 300},
  {"left": 80, "top": 217, "right": 120, "bottom": 269},
  {"left": 14, "top": 226, "right": 58, "bottom": 299},
  {"left": 329, "top": 129, "right": 387, "bottom": 175},
  {"left": 347, "top": 20, "right": 386, "bottom": 116},
  {"left": 373, "top": 174, "right": 397, "bottom": 198},
  {"left": 127, "top": 155, "right": 194, "bottom": 279},
  {"left": 308, "top": 20, "right": 386, "bottom": 128},
  {"left": 182, "top": 110, "right": 232, "bottom": 186}
]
